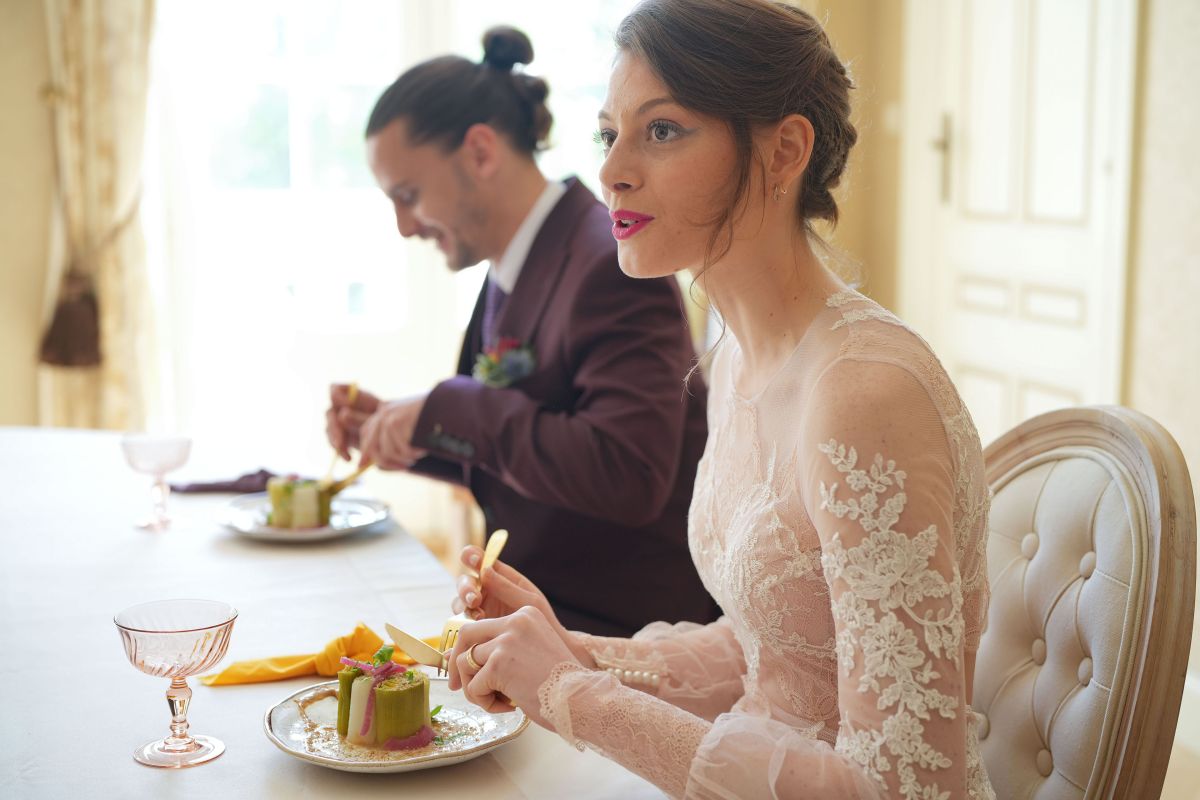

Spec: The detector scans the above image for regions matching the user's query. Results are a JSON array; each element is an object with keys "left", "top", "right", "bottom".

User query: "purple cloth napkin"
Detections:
[{"left": 171, "top": 469, "right": 276, "bottom": 494}]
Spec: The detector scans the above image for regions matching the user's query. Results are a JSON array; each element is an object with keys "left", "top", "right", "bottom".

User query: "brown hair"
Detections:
[
  {"left": 615, "top": 0, "right": 857, "bottom": 255},
  {"left": 366, "top": 26, "right": 552, "bottom": 155}
]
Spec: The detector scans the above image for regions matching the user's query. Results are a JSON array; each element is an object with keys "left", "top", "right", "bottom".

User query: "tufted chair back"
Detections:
[{"left": 975, "top": 406, "right": 1195, "bottom": 798}]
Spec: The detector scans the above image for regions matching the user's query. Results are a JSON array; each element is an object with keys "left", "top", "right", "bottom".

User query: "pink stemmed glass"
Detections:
[
  {"left": 120, "top": 434, "right": 191, "bottom": 530},
  {"left": 114, "top": 599, "right": 238, "bottom": 768}
]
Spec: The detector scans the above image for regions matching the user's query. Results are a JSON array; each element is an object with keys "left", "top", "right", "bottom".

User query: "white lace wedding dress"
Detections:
[{"left": 537, "top": 289, "right": 996, "bottom": 799}]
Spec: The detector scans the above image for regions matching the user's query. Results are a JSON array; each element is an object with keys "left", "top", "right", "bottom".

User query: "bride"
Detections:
[{"left": 444, "top": 1, "right": 995, "bottom": 797}]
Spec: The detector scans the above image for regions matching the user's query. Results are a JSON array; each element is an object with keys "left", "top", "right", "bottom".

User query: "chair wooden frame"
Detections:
[{"left": 982, "top": 406, "right": 1196, "bottom": 798}]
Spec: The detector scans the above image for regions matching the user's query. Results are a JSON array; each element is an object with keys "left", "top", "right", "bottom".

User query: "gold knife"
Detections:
[
  {"left": 481, "top": 528, "right": 509, "bottom": 573},
  {"left": 385, "top": 623, "right": 448, "bottom": 672}
]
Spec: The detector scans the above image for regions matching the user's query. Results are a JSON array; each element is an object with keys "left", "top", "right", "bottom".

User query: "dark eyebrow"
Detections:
[{"left": 598, "top": 96, "right": 678, "bottom": 122}]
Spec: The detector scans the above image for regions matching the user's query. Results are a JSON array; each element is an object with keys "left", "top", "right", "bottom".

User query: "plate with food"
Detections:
[
  {"left": 263, "top": 646, "right": 528, "bottom": 772},
  {"left": 222, "top": 474, "right": 389, "bottom": 542}
]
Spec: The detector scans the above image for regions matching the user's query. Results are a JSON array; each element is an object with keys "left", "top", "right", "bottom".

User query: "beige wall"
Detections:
[
  {"left": 1126, "top": 0, "right": 1200, "bottom": 515},
  {"left": 801, "top": 0, "right": 903, "bottom": 311},
  {"left": 1125, "top": 0, "right": 1200, "bottom": 720},
  {"left": 0, "top": 2, "right": 52, "bottom": 426}
]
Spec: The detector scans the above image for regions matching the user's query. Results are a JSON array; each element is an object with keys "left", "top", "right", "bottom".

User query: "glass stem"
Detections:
[
  {"left": 163, "top": 677, "right": 195, "bottom": 751},
  {"left": 151, "top": 477, "right": 170, "bottom": 528}
]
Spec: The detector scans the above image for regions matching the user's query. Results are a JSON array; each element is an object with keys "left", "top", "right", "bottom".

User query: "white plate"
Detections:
[
  {"left": 264, "top": 679, "right": 529, "bottom": 773},
  {"left": 223, "top": 493, "right": 390, "bottom": 542}
]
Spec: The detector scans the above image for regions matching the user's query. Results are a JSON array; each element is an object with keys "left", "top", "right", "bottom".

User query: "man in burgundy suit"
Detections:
[{"left": 326, "top": 28, "right": 717, "bottom": 636}]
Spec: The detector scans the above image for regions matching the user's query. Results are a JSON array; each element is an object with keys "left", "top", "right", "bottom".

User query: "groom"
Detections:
[{"left": 326, "top": 33, "right": 717, "bottom": 636}]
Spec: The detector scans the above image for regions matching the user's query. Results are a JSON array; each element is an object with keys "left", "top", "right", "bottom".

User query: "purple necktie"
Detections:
[{"left": 482, "top": 279, "right": 509, "bottom": 351}]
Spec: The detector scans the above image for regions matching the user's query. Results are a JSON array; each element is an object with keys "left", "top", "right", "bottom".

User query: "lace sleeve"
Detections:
[
  {"left": 538, "top": 359, "right": 979, "bottom": 799},
  {"left": 571, "top": 616, "right": 746, "bottom": 720},
  {"left": 795, "top": 358, "right": 973, "bottom": 798}
]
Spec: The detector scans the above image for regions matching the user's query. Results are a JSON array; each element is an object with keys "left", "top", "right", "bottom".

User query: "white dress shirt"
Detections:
[{"left": 488, "top": 179, "right": 569, "bottom": 293}]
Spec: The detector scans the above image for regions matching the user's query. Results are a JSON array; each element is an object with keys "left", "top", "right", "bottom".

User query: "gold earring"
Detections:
[{"left": 773, "top": 185, "right": 788, "bottom": 202}]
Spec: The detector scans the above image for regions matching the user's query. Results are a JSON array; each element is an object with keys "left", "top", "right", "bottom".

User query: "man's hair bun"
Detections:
[
  {"left": 367, "top": 24, "right": 552, "bottom": 156},
  {"left": 482, "top": 26, "right": 534, "bottom": 70}
]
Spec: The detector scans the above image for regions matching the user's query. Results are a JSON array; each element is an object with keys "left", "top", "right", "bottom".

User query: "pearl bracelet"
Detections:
[{"left": 605, "top": 666, "right": 661, "bottom": 688}]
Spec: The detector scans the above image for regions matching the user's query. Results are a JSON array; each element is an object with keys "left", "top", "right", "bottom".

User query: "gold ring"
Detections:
[{"left": 466, "top": 644, "right": 483, "bottom": 671}]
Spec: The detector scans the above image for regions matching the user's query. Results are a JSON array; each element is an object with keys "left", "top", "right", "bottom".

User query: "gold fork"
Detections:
[
  {"left": 437, "top": 528, "right": 509, "bottom": 676},
  {"left": 436, "top": 615, "right": 468, "bottom": 678}
]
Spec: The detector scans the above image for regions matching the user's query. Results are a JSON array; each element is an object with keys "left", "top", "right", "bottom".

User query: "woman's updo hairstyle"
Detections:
[
  {"left": 366, "top": 25, "right": 552, "bottom": 155},
  {"left": 615, "top": 0, "right": 857, "bottom": 235}
]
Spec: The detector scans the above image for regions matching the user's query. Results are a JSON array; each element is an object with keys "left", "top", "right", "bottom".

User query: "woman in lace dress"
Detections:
[{"left": 444, "top": 1, "right": 995, "bottom": 797}]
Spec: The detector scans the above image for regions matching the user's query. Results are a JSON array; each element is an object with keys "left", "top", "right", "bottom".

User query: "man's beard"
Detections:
[
  {"left": 444, "top": 232, "right": 483, "bottom": 272},
  {"left": 446, "top": 164, "right": 488, "bottom": 272}
]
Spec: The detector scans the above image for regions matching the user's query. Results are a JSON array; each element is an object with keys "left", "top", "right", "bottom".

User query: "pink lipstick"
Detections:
[{"left": 610, "top": 209, "right": 655, "bottom": 240}]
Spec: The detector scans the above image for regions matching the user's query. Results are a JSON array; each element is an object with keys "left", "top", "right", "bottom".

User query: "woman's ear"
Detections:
[
  {"left": 460, "top": 123, "right": 502, "bottom": 180},
  {"left": 767, "top": 114, "right": 815, "bottom": 194}
]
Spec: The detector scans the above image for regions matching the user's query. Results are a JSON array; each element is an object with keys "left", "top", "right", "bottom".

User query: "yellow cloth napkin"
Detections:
[{"left": 200, "top": 622, "right": 441, "bottom": 686}]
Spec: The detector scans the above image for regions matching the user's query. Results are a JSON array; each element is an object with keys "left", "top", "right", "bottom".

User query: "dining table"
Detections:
[{"left": 0, "top": 427, "right": 665, "bottom": 799}]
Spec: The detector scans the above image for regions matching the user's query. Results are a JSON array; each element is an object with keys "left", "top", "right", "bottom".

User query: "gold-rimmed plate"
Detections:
[{"left": 263, "top": 679, "right": 528, "bottom": 772}]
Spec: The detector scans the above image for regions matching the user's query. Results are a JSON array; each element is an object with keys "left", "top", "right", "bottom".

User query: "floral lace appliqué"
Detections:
[
  {"left": 817, "top": 438, "right": 965, "bottom": 800},
  {"left": 827, "top": 289, "right": 862, "bottom": 308},
  {"left": 833, "top": 316, "right": 991, "bottom": 652},
  {"left": 832, "top": 307, "right": 908, "bottom": 331}
]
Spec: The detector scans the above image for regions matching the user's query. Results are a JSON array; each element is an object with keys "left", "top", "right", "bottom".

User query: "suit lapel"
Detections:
[
  {"left": 493, "top": 178, "right": 597, "bottom": 347},
  {"left": 457, "top": 279, "right": 488, "bottom": 376}
]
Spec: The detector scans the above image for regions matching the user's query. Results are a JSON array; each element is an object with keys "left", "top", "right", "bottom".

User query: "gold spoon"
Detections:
[{"left": 324, "top": 460, "right": 372, "bottom": 496}]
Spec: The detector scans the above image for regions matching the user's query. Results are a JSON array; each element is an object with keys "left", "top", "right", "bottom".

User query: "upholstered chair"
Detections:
[{"left": 974, "top": 406, "right": 1196, "bottom": 798}]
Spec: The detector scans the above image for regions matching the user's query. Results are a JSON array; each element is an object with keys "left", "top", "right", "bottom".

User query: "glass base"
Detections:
[{"left": 133, "top": 734, "right": 225, "bottom": 768}]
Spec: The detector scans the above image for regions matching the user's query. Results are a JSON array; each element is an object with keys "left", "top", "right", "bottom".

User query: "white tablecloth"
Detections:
[{"left": 0, "top": 428, "right": 663, "bottom": 799}]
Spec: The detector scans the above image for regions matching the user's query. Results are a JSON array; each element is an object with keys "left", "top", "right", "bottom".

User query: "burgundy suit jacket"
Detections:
[{"left": 410, "top": 178, "right": 718, "bottom": 636}]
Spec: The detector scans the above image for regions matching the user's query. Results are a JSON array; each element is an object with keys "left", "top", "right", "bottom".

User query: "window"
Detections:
[{"left": 143, "top": 0, "right": 637, "bottom": 534}]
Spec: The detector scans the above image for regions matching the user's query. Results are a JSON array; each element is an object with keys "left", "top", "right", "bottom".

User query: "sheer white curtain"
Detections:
[{"left": 143, "top": 0, "right": 638, "bottom": 542}]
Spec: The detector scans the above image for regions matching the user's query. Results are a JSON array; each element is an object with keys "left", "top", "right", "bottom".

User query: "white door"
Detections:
[{"left": 898, "top": 0, "right": 1138, "bottom": 447}]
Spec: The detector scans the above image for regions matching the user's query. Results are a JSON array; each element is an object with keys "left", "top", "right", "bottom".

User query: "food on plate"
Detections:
[
  {"left": 266, "top": 475, "right": 332, "bottom": 528},
  {"left": 337, "top": 646, "right": 434, "bottom": 750}
]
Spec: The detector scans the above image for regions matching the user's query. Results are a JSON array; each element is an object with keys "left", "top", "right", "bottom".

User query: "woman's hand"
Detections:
[
  {"left": 447, "top": 606, "right": 582, "bottom": 728},
  {"left": 453, "top": 546, "right": 552, "bottom": 620},
  {"left": 453, "top": 546, "right": 596, "bottom": 668}
]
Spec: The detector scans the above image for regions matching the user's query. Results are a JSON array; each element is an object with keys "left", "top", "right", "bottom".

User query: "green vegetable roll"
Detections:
[
  {"left": 374, "top": 671, "right": 431, "bottom": 743},
  {"left": 336, "top": 666, "right": 362, "bottom": 737}
]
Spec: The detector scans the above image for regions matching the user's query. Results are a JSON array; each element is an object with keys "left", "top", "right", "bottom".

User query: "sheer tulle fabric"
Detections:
[{"left": 539, "top": 291, "right": 995, "bottom": 799}]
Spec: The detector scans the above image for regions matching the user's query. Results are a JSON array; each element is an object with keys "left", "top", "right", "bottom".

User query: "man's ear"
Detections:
[
  {"left": 767, "top": 114, "right": 815, "bottom": 194},
  {"left": 459, "top": 123, "right": 503, "bottom": 180}
]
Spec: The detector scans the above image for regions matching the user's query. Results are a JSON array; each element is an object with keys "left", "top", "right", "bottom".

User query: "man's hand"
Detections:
[
  {"left": 358, "top": 394, "right": 431, "bottom": 470},
  {"left": 325, "top": 384, "right": 381, "bottom": 460}
]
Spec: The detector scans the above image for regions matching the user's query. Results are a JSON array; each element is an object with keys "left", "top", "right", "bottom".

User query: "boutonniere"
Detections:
[{"left": 473, "top": 337, "right": 536, "bottom": 388}]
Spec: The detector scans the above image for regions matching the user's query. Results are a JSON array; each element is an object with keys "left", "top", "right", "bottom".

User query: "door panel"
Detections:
[{"left": 901, "top": 0, "right": 1137, "bottom": 448}]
